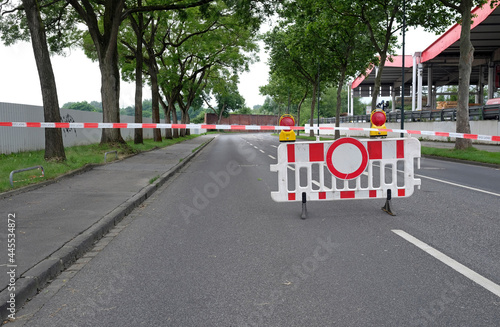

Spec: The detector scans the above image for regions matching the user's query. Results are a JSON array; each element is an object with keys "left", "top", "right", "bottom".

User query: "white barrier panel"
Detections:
[{"left": 270, "top": 137, "right": 421, "bottom": 202}]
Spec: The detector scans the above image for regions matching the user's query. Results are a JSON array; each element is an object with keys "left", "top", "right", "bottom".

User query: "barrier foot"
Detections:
[
  {"left": 301, "top": 192, "right": 307, "bottom": 219},
  {"left": 382, "top": 190, "right": 395, "bottom": 216}
]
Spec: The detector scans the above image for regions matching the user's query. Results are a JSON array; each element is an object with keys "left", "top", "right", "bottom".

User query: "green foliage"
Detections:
[
  {"left": 0, "top": 0, "right": 83, "bottom": 55},
  {"left": 62, "top": 101, "right": 102, "bottom": 112}
]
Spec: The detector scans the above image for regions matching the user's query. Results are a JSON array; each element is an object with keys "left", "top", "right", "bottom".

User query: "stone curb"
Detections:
[{"left": 0, "top": 137, "right": 214, "bottom": 322}]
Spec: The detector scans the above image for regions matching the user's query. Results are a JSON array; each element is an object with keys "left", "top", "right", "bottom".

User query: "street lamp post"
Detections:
[{"left": 401, "top": 0, "right": 406, "bottom": 137}]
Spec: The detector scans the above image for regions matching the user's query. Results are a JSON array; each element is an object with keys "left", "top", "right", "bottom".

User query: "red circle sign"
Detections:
[{"left": 326, "top": 138, "right": 368, "bottom": 180}]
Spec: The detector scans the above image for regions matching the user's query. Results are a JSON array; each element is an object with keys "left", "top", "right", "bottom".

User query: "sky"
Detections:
[{"left": 0, "top": 26, "right": 437, "bottom": 110}]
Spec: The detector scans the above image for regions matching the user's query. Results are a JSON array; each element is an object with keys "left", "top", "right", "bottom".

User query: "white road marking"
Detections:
[
  {"left": 415, "top": 174, "right": 500, "bottom": 197},
  {"left": 268, "top": 155, "right": 276, "bottom": 160},
  {"left": 259, "top": 149, "right": 265, "bottom": 153},
  {"left": 271, "top": 145, "right": 278, "bottom": 148},
  {"left": 392, "top": 229, "right": 500, "bottom": 298}
]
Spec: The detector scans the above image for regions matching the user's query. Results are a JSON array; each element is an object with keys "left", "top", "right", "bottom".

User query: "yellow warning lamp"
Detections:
[
  {"left": 370, "top": 109, "right": 387, "bottom": 138},
  {"left": 278, "top": 114, "right": 296, "bottom": 142}
]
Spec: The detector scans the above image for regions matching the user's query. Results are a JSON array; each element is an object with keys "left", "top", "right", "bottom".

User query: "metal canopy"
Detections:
[{"left": 352, "top": 2, "right": 500, "bottom": 97}]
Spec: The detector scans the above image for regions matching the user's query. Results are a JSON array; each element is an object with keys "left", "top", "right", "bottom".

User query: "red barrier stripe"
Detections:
[
  {"left": 1, "top": 122, "right": 499, "bottom": 143},
  {"left": 397, "top": 140, "right": 405, "bottom": 159},
  {"left": 113, "top": 123, "right": 128, "bottom": 128},
  {"left": 340, "top": 191, "right": 355, "bottom": 199},
  {"left": 287, "top": 144, "right": 295, "bottom": 163},
  {"left": 142, "top": 124, "right": 158, "bottom": 128},
  {"left": 309, "top": 143, "right": 324, "bottom": 162},
  {"left": 464, "top": 134, "right": 478, "bottom": 140},
  {"left": 368, "top": 141, "right": 382, "bottom": 160},
  {"left": 54, "top": 123, "right": 70, "bottom": 128}
]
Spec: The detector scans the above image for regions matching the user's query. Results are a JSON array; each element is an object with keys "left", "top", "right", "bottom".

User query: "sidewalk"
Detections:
[{"left": 0, "top": 134, "right": 215, "bottom": 321}]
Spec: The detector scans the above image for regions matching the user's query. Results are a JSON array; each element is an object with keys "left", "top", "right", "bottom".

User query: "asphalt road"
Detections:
[{"left": 11, "top": 134, "right": 500, "bottom": 326}]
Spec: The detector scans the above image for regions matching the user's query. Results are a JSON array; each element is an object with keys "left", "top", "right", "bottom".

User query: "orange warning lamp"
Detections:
[
  {"left": 279, "top": 114, "right": 296, "bottom": 142},
  {"left": 370, "top": 109, "right": 387, "bottom": 138}
]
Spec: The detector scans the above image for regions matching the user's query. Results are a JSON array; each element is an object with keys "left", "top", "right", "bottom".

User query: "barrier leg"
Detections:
[
  {"left": 382, "top": 189, "right": 395, "bottom": 216},
  {"left": 301, "top": 192, "right": 307, "bottom": 219}
]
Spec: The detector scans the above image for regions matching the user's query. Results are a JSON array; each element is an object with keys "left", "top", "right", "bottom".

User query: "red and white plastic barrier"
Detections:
[
  {"left": 0, "top": 121, "right": 499, "bottom": 142},
  {"left": 270, "top": 137, "right": 421, "bottom": 203}
]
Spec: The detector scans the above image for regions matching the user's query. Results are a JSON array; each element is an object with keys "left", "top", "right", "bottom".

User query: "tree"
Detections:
[
  {"left": 1, "top": 0, "right": 67, "bottom": 161},
  {"left": 297, "top": 0, "right": 375, "bottom": 138},
  {"left": 411, "top": 0, "right": 500, "bottom": 149},
  {"left": 263, "top": 23, "right": 335, "bottom": 136},
  {"left": 203, "top": 78, "right": 245, "bottom": 123}
]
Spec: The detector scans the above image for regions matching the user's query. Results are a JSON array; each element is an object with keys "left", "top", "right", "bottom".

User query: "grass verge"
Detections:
[
  {"left": 421, "top": 146, "right": 500, "bottom": 165},
  {"left": 1, "top": 134, "right": 201, "bottom": 193}
]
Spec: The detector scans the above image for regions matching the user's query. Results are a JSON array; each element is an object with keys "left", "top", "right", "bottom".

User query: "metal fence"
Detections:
[
  {"left": 0, "top": 102, "right": 200, "bottom": 154},
  {"left": 314, "top": 105, "right": 500, "bottom": 124}
]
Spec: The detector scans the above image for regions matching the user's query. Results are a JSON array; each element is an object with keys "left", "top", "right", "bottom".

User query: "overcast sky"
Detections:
[{"left": 0, "top": 26, "right": 436, "bottom": 110}]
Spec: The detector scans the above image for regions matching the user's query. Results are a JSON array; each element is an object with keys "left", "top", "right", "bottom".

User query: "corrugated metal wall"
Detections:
[{"left": 0, "top": 102, "right": 168, "bottom": 154}]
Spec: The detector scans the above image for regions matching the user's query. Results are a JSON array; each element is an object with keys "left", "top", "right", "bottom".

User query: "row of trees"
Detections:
[
  {"left": 1, "top": 0, "right": 498, "bottom": 162},
  {"left": 260, "top": 0, "right": 498, "bottom": 147},
  {"left": 0, "top": 0, "right": 273, "bottom": 161}
]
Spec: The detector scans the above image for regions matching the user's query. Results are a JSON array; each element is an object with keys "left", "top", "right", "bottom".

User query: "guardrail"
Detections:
[
  {"left": 9, "top": 166, "right": 44, "bottom": 187},
  {"left": 104, "top": 150, "right": 118, "bottom": 162},
  {"left": 314, "top": 104, "right": 500, "bottom": 124}
]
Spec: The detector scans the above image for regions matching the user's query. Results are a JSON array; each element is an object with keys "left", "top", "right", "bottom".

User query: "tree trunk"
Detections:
[
  {"left": 148, "top": 56, "right": 162, "bottom": 142},
  {"left": 172, "top": 102, "right": 179, "bottom": 138},
  {"left": 99, "top": 50, "right": 125, "bottom": 144},
  {"left": 22, "top": 0, "right": 66, "bottom": 161},
  {"left": 455, "top": 1, "right": 473, "bottom": 150},
  {"left": 296, "top": 89, "right": 307, "bottom": 136},
  {"left": 309, "top": 82, "right": 317, "bottom": 137},
  {"left": 134, "top": 6, "right": 144, "bottom": 144},
  {"left": 371, "top": 53, "right": 387, "bottom": 113},
  {"left": 335, "top": 69, "right": 345, "bottom": 140},
  {"left": 159, "top": 97, "right": 173, "bottom": 139}
]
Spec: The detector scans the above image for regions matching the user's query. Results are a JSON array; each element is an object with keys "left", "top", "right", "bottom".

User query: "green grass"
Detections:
[
  {"left": 1, "top": 135, "right": 200, "bottom": 193},
  {"left": 421, "top": 146, "right": 500, "bottom": 165}
]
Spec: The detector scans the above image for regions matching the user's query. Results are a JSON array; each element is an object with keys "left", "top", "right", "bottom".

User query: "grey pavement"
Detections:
[{"left": 0, "top": 134, "right": 215, "bottom": 321}]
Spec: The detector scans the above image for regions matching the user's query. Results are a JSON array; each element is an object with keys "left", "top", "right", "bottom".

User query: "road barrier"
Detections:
[
  {"left": 270, "top": 137, "right": 422, "bottom": 217},
  {"left": 9, "top": 165, "right": 44, "bottom": 187},
  {"left": 1, "top": 122, "right": 499, "bottom": 142}
]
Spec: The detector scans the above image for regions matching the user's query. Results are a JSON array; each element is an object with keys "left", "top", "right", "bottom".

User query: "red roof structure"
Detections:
[{"left": 351, "top": 1, "right": 500, "bottom": 108}]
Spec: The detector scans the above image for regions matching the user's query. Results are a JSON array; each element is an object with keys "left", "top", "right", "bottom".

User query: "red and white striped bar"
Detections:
[{"left": 1, "top": 122, "right": 499, "bottom": 142}]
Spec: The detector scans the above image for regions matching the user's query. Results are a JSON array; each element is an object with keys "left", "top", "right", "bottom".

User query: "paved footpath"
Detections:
[{"left": 0, "top": 134, "right": 215, "bottom": 321}]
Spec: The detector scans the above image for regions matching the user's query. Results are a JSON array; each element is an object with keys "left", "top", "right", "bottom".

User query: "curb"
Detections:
[{"left": 0, "top": 137, "right": 214, "bottom": 322}]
